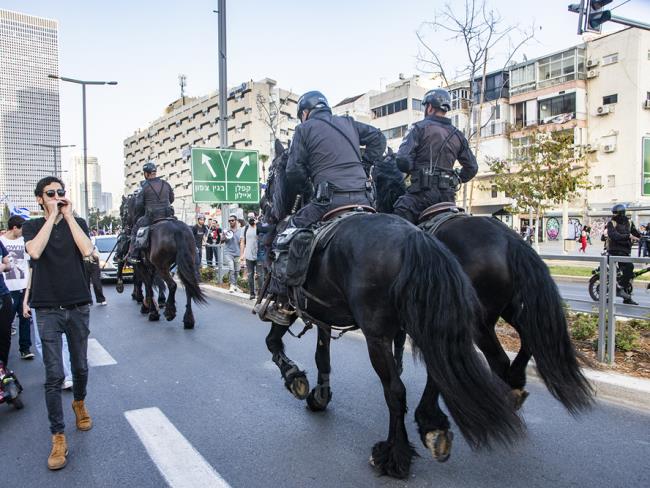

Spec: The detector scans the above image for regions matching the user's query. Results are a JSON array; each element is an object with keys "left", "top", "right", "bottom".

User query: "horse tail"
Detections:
[
  {"left": 391, "top": 231, "right": 524, "bottom": 449},
  {"left": 174, "top": 226, "right": 207, "bottom": 304},
  {"left": 508, "top": 236, "right": 593, "bottom": 413}
]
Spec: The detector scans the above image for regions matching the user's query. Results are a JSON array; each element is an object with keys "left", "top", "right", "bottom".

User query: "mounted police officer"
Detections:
[
  {"left": 285, "top": 90, "right": 386, "bottom": 228},
  {"left": 393, "top": 88, "right": 478, "bottom": 224},
  {"left": 128, "top": 161, "right": 175, "bottom": 263},
  {"left": 607, "top": 204, "right": 641, "bottom": 305},
  {"left": 261, "top": 91, "right": 386, "bottom": 324}
]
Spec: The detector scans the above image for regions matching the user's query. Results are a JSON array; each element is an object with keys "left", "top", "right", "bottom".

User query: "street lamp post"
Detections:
[
  {"left": 30, "top": 143, "right": 76, "bottom": 178},
  {"left": 48, "top": 75, "right": 117, "bottom": 219}
]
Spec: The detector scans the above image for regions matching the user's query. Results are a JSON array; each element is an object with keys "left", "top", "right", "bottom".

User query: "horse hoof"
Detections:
[
  {"left": 116, "top": 282, "right": 124, "bottom": 293},
  {"left": 425, "top": 429, "right": 454, "bottom": 463},
  {"left": 306, "top": 385, "right": 332, "bottom": 412},
  {"left": 165, "top": 313, "right": 176, "bottom": 322},
  {"left": 149, "top": 313, "right": 160, "bottom": 322},
  {"left": 140, "top": 305, "right": 149, "bottom": 314},
  {"left": 512, "top": 388, "right": 530, "bottom": 410},
  {"left": 183, "top": 321, "right": 195, "bottom": 329},
  {"left": 369, "top": 440, "right": 414, "bottom": 479},
  {"left": 287, "top": 373, "right": 310, "bottom": 400}
]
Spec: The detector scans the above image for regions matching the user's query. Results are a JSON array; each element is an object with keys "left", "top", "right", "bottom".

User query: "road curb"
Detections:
[{"left": 200, "top": 282, "right": 650, "bottom": 412}]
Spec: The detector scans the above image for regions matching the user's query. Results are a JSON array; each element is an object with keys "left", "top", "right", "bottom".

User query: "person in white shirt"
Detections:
[
  {"left": 0, "top": 216, "right": 33, "bottom": 359},
  {"left": 241, "top": 212, "right": 259, "bottom": 300}
]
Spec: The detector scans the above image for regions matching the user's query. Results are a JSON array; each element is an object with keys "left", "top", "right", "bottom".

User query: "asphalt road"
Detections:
[
  {"left": 1, "top": 284, "right": 649, "bottom": 488},
  {"left": 556, "top": 280, "right": 650, "bottom": 318}
]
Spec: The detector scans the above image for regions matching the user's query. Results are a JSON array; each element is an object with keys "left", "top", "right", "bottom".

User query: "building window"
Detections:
[
  {"left": 594, "top": 176, "right": 602, "bottom": 186},
  {"left": 491, "top": 185, "right": 498, "bottom": 198},
  {"left": 607, "top": 175, "right": 615, "bottom": 188},
  {"left": 538, "top": 92, "right": 576, "bottom": 124},
  {"left": 411, "top": 99, "right": 423, "bottom": 111},
  {"left": 513, "top": 102, "right": 527, "bottom": 129},
  {"left": 603, "top": 94, "right": 618, "bottom": 105},
  {"left": 381, "top": 125, "right": 408, "bottom": 140},
  {"left": 511, "top": 136, "right": 532, "bottom": 160},
  {"left": 371, "top": 98, "right": 408, "bottom": 118},
  {"left": 602, "top": 53, "right": 618, "bottom": 65}
]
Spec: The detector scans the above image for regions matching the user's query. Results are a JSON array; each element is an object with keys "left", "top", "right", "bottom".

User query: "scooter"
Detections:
[{"left": 0, "top": 360, "right": 23, "bottom": 410}]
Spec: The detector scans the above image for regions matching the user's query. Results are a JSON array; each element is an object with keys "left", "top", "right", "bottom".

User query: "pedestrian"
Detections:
[
  {"left": 242, "top": 212, "right": 258, "bottom": 299},
  {"left": 0, "top": 241, "right": 15, "bottom": 368},
  {"left": 205, "top": 219, "right": 216, "bottom": 267},
  {"left": 191, "top": 215, "right": 208, "bottom": 271},
  {"left": 223, "top": 214, "right": 243, "bottom": 292},
  {"left": 84, "top": 246, "right": 106, "bottom": 305},
  {"left": 578, "top": 227, "right": 588, "bottom": 253},
  {"left": 22, "top": 176, "right": 94, "bottom": 470},
  {"left": 0, "top": 215, "right": 34, "bottom": 359}
]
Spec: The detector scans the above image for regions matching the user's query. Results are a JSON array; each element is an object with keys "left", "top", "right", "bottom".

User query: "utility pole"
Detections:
[{"left": 216, "top": 0, "right": 229, "bottom": 226}]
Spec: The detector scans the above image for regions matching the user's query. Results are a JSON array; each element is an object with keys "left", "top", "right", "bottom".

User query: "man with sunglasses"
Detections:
[{"left": 22, "top": 176, "right": 94, "bottom": 471}]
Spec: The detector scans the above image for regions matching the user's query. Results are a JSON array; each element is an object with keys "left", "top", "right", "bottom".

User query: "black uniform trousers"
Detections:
[
  {"left": 609, "top": 250, "right": 635, "bottom": 290},
  {"left": 393, "top": 188, "right": 456, "bottom": 225},
  {"left": 290, "top": 191, "right": 371, "bottom": 228}
]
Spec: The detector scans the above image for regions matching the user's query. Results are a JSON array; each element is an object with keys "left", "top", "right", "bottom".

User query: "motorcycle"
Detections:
[
  {"left": 0, "top": 360, "right": 23, "bottom": 410},
  {"left": 588, "top": 263, "right": 650, "bottom": 302}
]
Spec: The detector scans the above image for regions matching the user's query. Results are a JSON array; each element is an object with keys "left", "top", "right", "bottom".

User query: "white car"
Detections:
[{"left": 91, "top": 235, "right": 133, "bottom": 282}]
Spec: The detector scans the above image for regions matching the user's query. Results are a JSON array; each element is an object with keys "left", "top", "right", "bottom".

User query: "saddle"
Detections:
[
  {"left": 263, "top": 206, "right": 375, "bottom": 330},
  {"left": 418, "top": 202, "right": 467, "bottom": 235}
]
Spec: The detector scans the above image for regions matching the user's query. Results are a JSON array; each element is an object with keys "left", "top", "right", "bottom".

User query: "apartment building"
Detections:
[{"left": 123, "top": 78, "right": 298, "bottom": 220}]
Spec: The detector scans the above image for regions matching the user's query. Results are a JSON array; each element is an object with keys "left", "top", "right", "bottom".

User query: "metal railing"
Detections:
[{"left": 540, "top": 253, "right": 650, "bottom": 364}]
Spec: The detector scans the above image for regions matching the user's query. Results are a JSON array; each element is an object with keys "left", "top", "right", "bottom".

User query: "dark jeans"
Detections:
[
  {"left": 85, "top": 262, "right": 106, "bottom": 304},
  {"left": 35, "top": 305, "right": 90, "bottom": 434},
  {"left": 206, "top": 244, "right": 215, "bottom": 266},
  {"left": 246, "top": 259, "right": 257, "bottom": 296},
  {"left": 195, "top": 246, "right": 203, "bottom": 269},
  {"left": 10, "top": 290, "right": 31, "bottom": 352},
  {"left": 0, "top": 294, "right": 13, "bottom": 365},
  {"left": 393, "top": 188, "right": 456, "bottom": 225},
  {"left": 256, "top": 260, "right": 266, "bottom": 294}
]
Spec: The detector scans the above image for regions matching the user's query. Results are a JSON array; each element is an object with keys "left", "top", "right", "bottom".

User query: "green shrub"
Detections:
[
  {"left": 615, "top": 323, "right": 640, "bottom": 352},
  {"left": 199, "top": 266, "right": 215, "bottom": 282},
  {"left": 626, "top": 319, "right": 650, "bottom": 332},
  {"left": 570, "top": 313, "right": 598, "bottom": 341}
]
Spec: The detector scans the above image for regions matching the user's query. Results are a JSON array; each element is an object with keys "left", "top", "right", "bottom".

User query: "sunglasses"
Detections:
[
  {"left": 44, "top": 189, "right": 66, "bottom": 198},
  {"left": 228, "top": 219, "right": 236, "bottom": 222}
]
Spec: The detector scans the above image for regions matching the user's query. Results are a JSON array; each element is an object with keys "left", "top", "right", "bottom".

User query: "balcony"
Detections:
[{"left": 479, "top": 122, "right": 509, "bottom": 138}]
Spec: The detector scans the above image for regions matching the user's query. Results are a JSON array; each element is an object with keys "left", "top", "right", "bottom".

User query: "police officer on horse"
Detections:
[
  {"left": 286, "top": 90, "right": 386, "bottom": 228},
  {"left": 128, "top": 161, "right": 175, "bottom": 263},
  {"left": 261, "top": 90, "right": 386, "bottom": 323},
  {"left": 393, "top": 88, "right": 478, "bottom": 224}
]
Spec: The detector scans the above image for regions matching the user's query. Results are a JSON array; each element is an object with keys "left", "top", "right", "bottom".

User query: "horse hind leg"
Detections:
[
  {"left": 393, "top": 329, "right": 407, "bottom": 376},
  {"left": 415, "top": 374, "right": 454, "bottom": 463},
  {"left": 160, "top": 270, "right": 177, "bottom": 322},
  {"left": 265, "top": 323, "right": 309, "bottom": 400},
  {"left": 306, "top": 327, "right": 332, "bottom": 411},
  {"left": 501, "top": 306, "right": 532, "bottom": 410}
]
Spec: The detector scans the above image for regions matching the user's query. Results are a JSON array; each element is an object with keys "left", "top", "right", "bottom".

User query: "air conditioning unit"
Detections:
[
  {"left": 603, "top": 144, "right": 616, "bottom": 153},
  {"left": 586, "top": 70, "right": 599, "bottom": 79},
  {"left": 586, "top": 58, "right": 599, "bottom": 69},
  {"left": 644, "top": 100, "right": 650, "bottom": 110},
  {"left": 596, "top": 105, "right": 613, "bottom": 115},
  {"left": 584, "top": 143, "right": 598, "bottom": 153}
]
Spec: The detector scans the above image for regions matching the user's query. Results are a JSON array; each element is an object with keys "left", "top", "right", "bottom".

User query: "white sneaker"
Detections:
[
  {"left": 99, "top": 301, "right": 107, "bottom": 306},
  {"left": 63, "top": 379, "right": 73, "bottom": 390},
  {"left": 229, "top": 285, "right": 236, "bottom": 293}
]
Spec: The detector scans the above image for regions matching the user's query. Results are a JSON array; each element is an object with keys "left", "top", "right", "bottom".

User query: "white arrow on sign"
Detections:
[
  {"left": 235, "top": 155, "right": 250, "bottom": 179},
  {"left": 201, "top": 153, "right": 217, "bottom": 178}
]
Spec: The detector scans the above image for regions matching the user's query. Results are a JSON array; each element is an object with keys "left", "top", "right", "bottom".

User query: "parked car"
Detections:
[{"left": 92, "top": 235, "right": 133, "bottom": 282}]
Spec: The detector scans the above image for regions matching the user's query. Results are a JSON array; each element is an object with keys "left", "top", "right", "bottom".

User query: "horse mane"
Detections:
[{"left": 372, "top": 149, "right": 406, "bottom": 214}]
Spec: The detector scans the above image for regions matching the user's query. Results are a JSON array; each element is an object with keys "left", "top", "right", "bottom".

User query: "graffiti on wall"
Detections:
[{"left": 545, "top": 217, "right": 583, "bottom": 240}]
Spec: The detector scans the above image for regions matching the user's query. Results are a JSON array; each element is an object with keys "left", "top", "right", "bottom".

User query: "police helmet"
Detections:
[
  {"left": 143, "top": 161, "right": 157, "bottom": 174},
  {"left": 422, "top": 88, "right": 452, "bottom": 112},
  {"left": 612, "top": 203, "right": 626, "bottom": 216},
  {"left": 297, "top": 91, "right": 329, "bottom": 120}
]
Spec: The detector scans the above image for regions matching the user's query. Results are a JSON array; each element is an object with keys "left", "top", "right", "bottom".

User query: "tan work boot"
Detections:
[
  {"left": 48, "top": 433, "right": 68, "bottom": 470},
  {"left": 72, "top": 400, "right": 93, "bottom": 431}
]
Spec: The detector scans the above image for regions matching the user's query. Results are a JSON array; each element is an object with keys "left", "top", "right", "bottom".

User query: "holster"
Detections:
[{"left": 315, "top": 181, "right": 332, "bottom": 203}]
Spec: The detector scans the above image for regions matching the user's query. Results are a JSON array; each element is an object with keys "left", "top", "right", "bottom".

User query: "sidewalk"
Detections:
[{"left": 200, "top": 282, "right": 650, "bottom": 412}]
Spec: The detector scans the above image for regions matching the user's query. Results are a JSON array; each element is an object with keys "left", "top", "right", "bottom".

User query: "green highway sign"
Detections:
[{"left": 190, "top": 147, "right": 260, "bottom": 204}]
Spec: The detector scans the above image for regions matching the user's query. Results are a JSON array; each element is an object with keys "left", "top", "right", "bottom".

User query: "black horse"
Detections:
[
  {"left": 120, "top": 194, "right": 206, "bottom": 327},
  {"left": 259, "top": 142, "right": 524, "bottom": 478},
  {"left": 372, "top": 151, "right": 593, "bottom": 417}
]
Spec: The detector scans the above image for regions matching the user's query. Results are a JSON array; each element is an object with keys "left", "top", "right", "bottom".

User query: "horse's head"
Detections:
[
  {"left": 372, "top": 148, "right": 405, "bottom": 214},
  {"left": 120, "top": 193, "right": 137, "bottom": 229},
  {"left": 262, "top": 139, "right": 293, "bottom": 223}
]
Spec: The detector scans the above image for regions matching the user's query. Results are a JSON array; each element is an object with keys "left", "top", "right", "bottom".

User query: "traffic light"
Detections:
[{"left": 585, "top": 0, "right": 613, "bottom": 33}]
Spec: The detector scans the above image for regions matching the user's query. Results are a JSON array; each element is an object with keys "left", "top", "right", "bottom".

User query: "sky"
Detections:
[{"left": 3, "top": 0, "right": 649, "bottom": 203}]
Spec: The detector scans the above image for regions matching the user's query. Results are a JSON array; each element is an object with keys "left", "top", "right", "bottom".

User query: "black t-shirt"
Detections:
[
  {"left": 191, "top": 224, "right": 208, "bottom": 249},
  {"left": 22, "top": 216, "right": 92, "bottom": 308}
]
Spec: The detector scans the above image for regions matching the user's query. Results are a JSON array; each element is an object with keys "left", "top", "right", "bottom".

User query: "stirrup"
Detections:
[
  {"left": 256, "top": 300, "right": 294, "bottom": 326},
  {"left": 127, "top": 256, "right": 141, "bottom": 264}
]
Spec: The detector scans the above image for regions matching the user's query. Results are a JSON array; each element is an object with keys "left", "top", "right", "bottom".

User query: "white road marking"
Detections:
[
  {"left": 125, "top": 407, "right": 231, "bottom": 488},
  {"left": 87, "top": 338, "right": 117, "bottom": 367}
]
